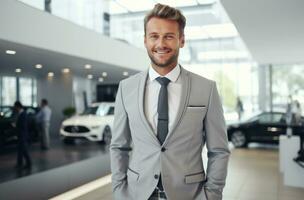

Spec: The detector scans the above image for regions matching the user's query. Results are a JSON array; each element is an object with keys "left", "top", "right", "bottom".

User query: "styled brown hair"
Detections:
[{"left": 144, "top": 3, "right": 186, "bottom": 36}]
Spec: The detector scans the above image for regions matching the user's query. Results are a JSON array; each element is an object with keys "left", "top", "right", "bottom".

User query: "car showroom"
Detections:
[{"left": 0, "top": 0, "right": 304, "bottom": 200}]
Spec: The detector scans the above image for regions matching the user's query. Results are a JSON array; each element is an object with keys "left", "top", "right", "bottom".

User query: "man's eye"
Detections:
[
  {"left": 150, "top": 35, "right": 158, "bottom": 39},
  {"left": 165, "top": 35, "right": 174, "bottom": 40}
]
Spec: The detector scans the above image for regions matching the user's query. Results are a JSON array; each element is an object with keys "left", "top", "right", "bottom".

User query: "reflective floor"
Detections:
[
  {"left": 74, "top": 144, "right": 304, "bottom": 200},
  {"left": 0, "top": 137, "right": 110, "bottom": 184}
]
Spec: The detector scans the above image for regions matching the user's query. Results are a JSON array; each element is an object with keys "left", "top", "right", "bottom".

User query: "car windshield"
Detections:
[
  {"left": 241, "top": 113, "right": 260, "bottom": 122},
  {"left": 96, "top": 104, "right": 109, "bottom": 116},
  {"left": 258, "top": 113, "right": 285, "bottom": 123},
  {"left": 0, "top": 108, "right": 14, "bottom": 118},
  {"left": 82, "top": 104, "right": 110, "bottom": 116},
  {"left": 82, "top": 106, "right": 98, "bottom": 115}
]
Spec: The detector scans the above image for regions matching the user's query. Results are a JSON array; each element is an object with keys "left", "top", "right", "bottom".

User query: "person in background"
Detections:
[
  {"left": 294, "top": 100, "right": 302, "bottom": 125},
  {"left": 13, "top": 101, "right": 32, "bottom": 169},
  {"left": 36, "top": 99, "right": 52, "bottom": 150},
  {"left": 236, "top": 96, "right": 244, "bottom": 120}
]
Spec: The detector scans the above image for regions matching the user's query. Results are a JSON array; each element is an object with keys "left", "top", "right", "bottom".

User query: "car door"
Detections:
[
  {"left": 242, "top": 116, "right": 260, "bottom": 142},
  {"left": 257, "top": 113, "right": 286, "bottom": 142}
]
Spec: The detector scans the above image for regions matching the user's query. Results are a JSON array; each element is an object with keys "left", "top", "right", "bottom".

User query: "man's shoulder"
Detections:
[
  {"left": 119, "top": 71, "right": 145, "bottom": 86},
  {"left": 183, "top": 68, "right": 215, "bottom": 86}
]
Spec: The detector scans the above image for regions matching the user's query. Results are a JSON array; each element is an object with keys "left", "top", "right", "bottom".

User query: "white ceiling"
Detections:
[
  {"left": 221, "top": 0, "right": 304, "bottom": 65},
  {"left": 0, "top": 39, "right": 138, "bottom": 82}
]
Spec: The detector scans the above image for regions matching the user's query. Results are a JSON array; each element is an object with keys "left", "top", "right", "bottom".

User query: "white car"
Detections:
[{"left": 60, "top": 102, "right": 115, "bottom": 144}]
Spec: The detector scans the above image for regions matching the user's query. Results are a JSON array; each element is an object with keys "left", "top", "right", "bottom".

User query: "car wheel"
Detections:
[
  {"left": 101, "top": 126, "right": 111, "bottom": 145},
  {"left": 63, "top": 138, "right": 75, "bottom": 144},
  {"left": 231, "top": 130, "right": 247, "bottom": 148}
]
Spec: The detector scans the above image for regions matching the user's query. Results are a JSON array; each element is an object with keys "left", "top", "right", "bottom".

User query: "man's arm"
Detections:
[
  {"left": 110, "top": 82, "right": 132, "bottom": 200},
  {"left": 204, "top": 82, "right": 230, "bottom": 200},
  {"left": 35, "top": 109, "right": 43, "bottom": 123}
]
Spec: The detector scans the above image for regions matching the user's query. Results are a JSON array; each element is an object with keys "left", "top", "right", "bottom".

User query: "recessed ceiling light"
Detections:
[
  {"left": 98, "top": 77, "right": 104, "bottom": 82},
  {"left": 85, "top": 64, "right": 92, "bottom": 69},
  {"left": 123, "top": 71, "right": 129, "bottom": 76},
  {"left": 6, "top": 50, "right": 16, "bottom": 55},
  {"left": 35, "top": 64, "right": 43, "bottom": 69},
  {"left": 48, "top": 72, "right": 54, "bottom": 77},
  {"left": 87, "top": 74, "right": 93, "bottom": 79},
  {"left": 62, "top": 68, "right": 70, "bottom": 73},
  {"left": 15, "top": 68, "right": 22, "bottom": 73},
  {"left": 102, "top": 72, "right": 107, "bottom": 77}
]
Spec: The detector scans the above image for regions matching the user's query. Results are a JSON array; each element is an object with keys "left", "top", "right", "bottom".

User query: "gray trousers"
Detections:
[{"left": 39, "top": 121, "right": 50, "bottom": 149}]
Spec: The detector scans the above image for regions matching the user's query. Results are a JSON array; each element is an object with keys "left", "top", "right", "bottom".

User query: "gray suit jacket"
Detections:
[{"left": 110, "top": 67, "right": 230, "bottom": 200}]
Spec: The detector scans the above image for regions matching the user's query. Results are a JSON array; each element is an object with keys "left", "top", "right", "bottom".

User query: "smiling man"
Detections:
[{"left": 110, "top": 4, "right": 230, "bottom": 200}]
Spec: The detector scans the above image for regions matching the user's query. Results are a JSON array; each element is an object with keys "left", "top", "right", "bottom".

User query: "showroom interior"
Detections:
[{"left": 0, "top": 0, "right": 304, "bottom": 199}]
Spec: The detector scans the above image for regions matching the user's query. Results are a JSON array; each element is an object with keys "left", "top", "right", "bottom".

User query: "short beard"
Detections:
[{"left": 148, "top": 50, "right": 179, "bottom": 68}]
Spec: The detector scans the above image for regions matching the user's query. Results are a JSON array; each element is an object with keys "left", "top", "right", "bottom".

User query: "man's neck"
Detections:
[{"left": 151, "top": 62, "right": 177, "bottom": 76}]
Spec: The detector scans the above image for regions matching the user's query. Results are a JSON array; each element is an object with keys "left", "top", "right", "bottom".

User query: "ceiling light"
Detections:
[
  {"left": 48, "top": 72, "right": 54, "bottom": 77},
  {"left": 102, "top": 72, "right": 107, "bottom": 77},
  {"left": 123, "top": 71, "right": 129, "bottom": 76},
  {"left": 87, "top": 74, "right": 93, "bottom": 79},
  {"left": 15, "top": 68, "right": 22, "bottom": 73},
  {"left": 85, "top": 64, "right": 92, "bottom": 69},
  {"left": 62, "top": 68, "right": 70, "bottom": 73},
  {"left": 98, "top": 77, "right": 104, "bottom": 82},
  {"left": 35, "top": 64, "right": 43, "bottom": 69},
  {"left": 6, "top": 50, "right": 16, "bottom": 55}
]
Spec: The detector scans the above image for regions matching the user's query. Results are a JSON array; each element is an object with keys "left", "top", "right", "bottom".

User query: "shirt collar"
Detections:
[{"left": 148, "top": 64, "right": 181, "bottom": 83}]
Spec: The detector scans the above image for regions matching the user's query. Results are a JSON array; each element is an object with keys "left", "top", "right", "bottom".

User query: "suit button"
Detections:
[
  {"left": 161, "top": 147, "right": 166, "bottom": 152},
  {"left": 154, "top": 174, "right": 159, "bottom": 179}
]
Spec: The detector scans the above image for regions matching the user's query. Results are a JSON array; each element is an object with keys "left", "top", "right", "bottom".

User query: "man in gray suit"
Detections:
[{"left": 110, "top": 3, "right": 230, "bottom": 200}]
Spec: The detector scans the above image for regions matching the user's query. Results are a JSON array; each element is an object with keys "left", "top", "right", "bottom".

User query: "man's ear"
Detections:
[
  {"left": 180, "top": 34, "right": 185, "bottom": 48},
  {"left": 144, "top": 35, "right": 147, "bottom": 47}
]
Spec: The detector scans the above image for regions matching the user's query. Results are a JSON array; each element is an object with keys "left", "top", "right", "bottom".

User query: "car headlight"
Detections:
[{"left": 91, "top": 125, "right": 101, "bottom": 129}]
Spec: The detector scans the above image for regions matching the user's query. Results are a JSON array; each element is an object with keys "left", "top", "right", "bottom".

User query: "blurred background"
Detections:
[{"left": 0, "top": 0, "right": 303, "bottom": 200}]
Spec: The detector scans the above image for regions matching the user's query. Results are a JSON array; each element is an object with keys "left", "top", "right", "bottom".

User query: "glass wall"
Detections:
[
  {"left": 51, "top": 0, "right": 107, "bottom": 33},
  {"left": 0, "top": 76, "right": 37, "bottom": 107},
  {"left": 1, "top": 77, "right": 17, "bottom": 106},
  {"left": 272, "top": 63, "right": 304, "bottom": 114},
  {"left": 18, "top": 0, "right": 109, "bottom": 34}
]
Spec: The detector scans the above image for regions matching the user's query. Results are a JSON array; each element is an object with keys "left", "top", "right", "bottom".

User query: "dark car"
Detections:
[
  {"left": 227, "top": 111, "right": 304, "bottom": 148},
  {"left": 0, "top": 106, "right": 39, "bottom": 147}
]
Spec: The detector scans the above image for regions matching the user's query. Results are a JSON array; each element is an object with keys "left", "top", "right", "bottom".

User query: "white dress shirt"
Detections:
[
  {"left": 144, "top": 65, "right": 182, "bottom": 135},
  {"left": 36, "top": 105, "right": 52, "bottom": 123}
]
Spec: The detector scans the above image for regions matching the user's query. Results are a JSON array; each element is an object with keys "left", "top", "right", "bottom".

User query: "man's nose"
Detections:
[{"left": 156, "top": 37, "right": 166, "bottom": 48}]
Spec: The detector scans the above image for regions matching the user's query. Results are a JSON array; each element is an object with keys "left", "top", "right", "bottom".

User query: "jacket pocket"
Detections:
[
  {"left": 127, "top": 167, "right": 139, "bottom": 182},
  {"left": 185, "top": 171, "right": 206, "bottom": 184},
  {"left": 187, "top": 105, "right": 206, "bottom": 108}
]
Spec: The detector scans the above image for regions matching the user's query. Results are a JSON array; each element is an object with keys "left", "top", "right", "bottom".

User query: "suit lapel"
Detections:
[
  {"left": 163, "top": 67, "right": 190, "bottom": 146},
  {"left": 138, "top": 70, "right": 160, "bottom": 144},
  {"left": 137, "top": 67, "right": 191, "bottom": 146}
]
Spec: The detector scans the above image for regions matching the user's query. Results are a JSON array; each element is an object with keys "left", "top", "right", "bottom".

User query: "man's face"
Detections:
[{"left": 144, "top": 17, "right": 185, "bottom": 69}]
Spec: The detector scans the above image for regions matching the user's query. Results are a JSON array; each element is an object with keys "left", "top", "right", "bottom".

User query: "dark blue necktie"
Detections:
[
  {"left": 155, "top": 77, "right": 170, "bottom": 192},
  {"left": 156, "top": 77, "right": 170, "bottom": 144}
]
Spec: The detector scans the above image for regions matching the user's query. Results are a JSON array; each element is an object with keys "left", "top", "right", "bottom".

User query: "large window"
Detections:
[
  {"left": 18, "top": 0, "right": 108, "bottom": 34},
  {"left": 0, "top": 76, "right": 37, "bottom": 107},
  {"left": 19, "top": 78, "right": 37, "bottom": 106},
  {"left": 1, "top": 77, "right": 16, "bottom": 106},
  {"left": 272, "top": 63, "right": 304, "bottom": 114}
]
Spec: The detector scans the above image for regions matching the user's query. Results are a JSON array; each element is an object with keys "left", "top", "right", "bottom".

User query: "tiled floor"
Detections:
[
  {"left": 0, "top": 137, "right": 110, "bottom": 183},
  {"left": 75, "top": 145, "right": 304, "bottom": 200}
]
